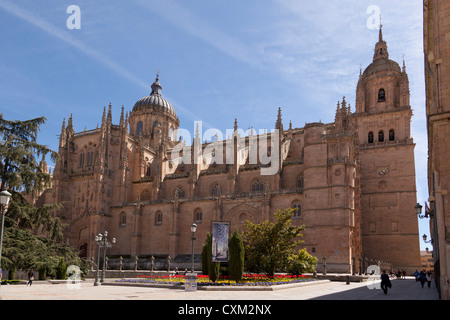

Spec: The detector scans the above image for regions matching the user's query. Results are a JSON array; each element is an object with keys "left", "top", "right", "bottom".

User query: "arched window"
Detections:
[
  {"left": 155, "top": 211, "right": 163, "bottom": 226},
  {"left": 389, "top": 129, "right": 395, "bottom": 141},
  {"left": 292, "top": 202, "right": 302, "bottom": 218},
  {"left": 378, "top": 130, "right": 384, "bottom": 142},
  {"left": 297, "top": 176, "right": 304, "bottom": 191},
  {"left": 169, "top": 126, "right": 174, "bottom": 141},
  {"left": 136, "top": 121, "right": 143, "bottom": 136},
  {"left": 194, "top": 209, "right": 202, "bottom": 223},
  {"left": 368, "top": 131, "right": 374, "bottom": 143},
  {"left": 239, "top": 213, "right": 248, "bottom": 224},
  {"left": 120, "top": 212, "right": 127, "bottom": 226},
  {"left": 145, "top": 163, "right": 151, "bottom": 177},
  {"left": 211, "top": 184, "right": 222, "bottom": 196},
  {"left": 175, "top": 186, "right": 185, "bottom": 199},
  {"left": 378, "top": 88, "right": 386, "bottom": 102},
  {"left": 252, "top": 179, "right": 264, "bottom": 193}
]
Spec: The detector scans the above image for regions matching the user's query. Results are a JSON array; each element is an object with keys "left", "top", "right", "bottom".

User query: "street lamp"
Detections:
[
  {"left": 101, "top": 232, "right": 116, "bottom": 283},
  {"left": 0, "top": 190, "right": 12, "bottom": 298},
  {"left": 191, "top": 223, "right": 197, "bottom": 272},
  {"left": 415, "top": 203, "right": 425, "bottom": 218},
  {"left": 423, "top": 234, "right": 432, "bottom": 244},
  {"left": 94, "top": 231, "right": 116, "bottom": 286}
]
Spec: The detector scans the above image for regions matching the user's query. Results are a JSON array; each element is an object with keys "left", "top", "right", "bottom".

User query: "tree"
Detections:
[
  {"left": 228, "top": 230, "right": 244, "bottom": 282},
  {"left": 201, "top": 232, "right": 220, "bottom": 282},
  {"left": 242, "top": 208, "right": 306, "bottom": 276},
  {"left": 0, "top": 115, "right": 84, "bottom": 278}
]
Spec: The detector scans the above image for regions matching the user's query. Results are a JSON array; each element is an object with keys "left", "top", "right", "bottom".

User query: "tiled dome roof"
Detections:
[{"left": 132, "top": 75, "right": 176, "bottom": 117}]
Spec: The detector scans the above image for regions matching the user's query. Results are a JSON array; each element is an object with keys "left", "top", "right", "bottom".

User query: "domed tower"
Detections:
[
  {"left": 355, "top": 25, "right": 410, "bottom": 115},
  {"left": 354, "top": 25, "right": 421, "bottom": 273},
  {"left": 129, "top": 74, "right": 180, "bottom": 149}
]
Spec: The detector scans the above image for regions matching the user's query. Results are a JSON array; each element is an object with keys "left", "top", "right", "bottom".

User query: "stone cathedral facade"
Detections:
[{"left": 44, "top": 29, "right": 421, "bottom": 273}]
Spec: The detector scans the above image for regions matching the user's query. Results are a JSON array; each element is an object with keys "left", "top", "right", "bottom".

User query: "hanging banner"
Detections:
[{"left": 211, "top": 222, "right": 229, "bottom": 262}]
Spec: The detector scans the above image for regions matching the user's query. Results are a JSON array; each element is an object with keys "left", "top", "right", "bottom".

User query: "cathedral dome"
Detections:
[
  {"left": 362, "top": 24, "right": 401, "bottom": 78},
  {"left": 133, "top": 75, "right": 176, "bottom": 117},
  {"left": 362, "top": 57, "right": 401, "bottom": 77}
]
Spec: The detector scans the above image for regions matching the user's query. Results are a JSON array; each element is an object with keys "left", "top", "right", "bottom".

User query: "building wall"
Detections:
[{"left": 424, "top": 0, "right": 450, "bottom": 300}]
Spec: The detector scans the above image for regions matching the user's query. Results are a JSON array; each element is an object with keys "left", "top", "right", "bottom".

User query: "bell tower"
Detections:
[{"left": 354, "top": 26, "right": 421, "bottom": 273}]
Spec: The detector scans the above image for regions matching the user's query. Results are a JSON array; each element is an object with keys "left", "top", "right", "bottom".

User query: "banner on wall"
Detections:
[{"left": 211, "top": 222, "right": 229, "bottom": 262}]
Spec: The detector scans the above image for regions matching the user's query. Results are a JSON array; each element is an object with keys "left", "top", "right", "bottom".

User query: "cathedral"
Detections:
[{"left": 44, "top": 27, "right": 421, "bottom": 273}]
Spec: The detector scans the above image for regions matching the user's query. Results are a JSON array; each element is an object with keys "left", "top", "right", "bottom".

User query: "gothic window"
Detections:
[
  {"left": 389, "top": 129, "right": 395, "bottom": 141},
  {"left": 87, "top": 151, "right": 94, "bottom": 166},
  {"left": 378, "top": 88, "right": 386, "bottom": 102},
  {"left": 79, "top": 153, "right": 84, "bottom": 167},
  {"left": 292, "top": 202, "right": 302, "bottom": 218},
  {"left": 194, "top": 209, "right": 202, "bottom": 223},
  {"left": 211, "top": 184, "right": 222, "bottom": 196},
  {"left": 155, "top": 211, "right": 163, "bottom": 226},
  {"left": 145, "top": 163, "right": 151, "bottom": 177},
  {"left": 120, "top": 212, "right": 126, "bottom": 226},
  {"left": 252, "top": 179, "right": 264, "bottom": 193},
  {"left": 297, "top": 176, "right": 304, "bottom": 191},
  {"left": 175, "top": 186, "right": 185, "bottom": 199},
  {"left": 378, "top": 130, "right": 384, "bottom": 142},
  {"left": 368, "top": 131, "right": 374, "bottom": 143},
  {"left": 136, "top": 121, "right": 143, "bottom": 136}
]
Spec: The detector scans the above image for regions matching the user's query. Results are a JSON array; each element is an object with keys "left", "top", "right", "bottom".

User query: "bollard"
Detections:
[
  {"left": 346, "top": 275, "right": 350, "bottom": 285},
  {"left": 185, "top": 272, "right": 198, "bottom": 292}
]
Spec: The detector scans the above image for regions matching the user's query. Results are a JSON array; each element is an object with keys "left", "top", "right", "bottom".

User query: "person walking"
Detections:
[
  {"left": 380, "top": 270, "right": 391, "bottom": 295},
  {"left": 27, "top": 269, "right": 34, "bottom": 286},
  {"left": 426, "top": 271, "right": 432, "bottom": 288},
  {"left": 419, "top": 270, "right": 426, "bottom": 288}
]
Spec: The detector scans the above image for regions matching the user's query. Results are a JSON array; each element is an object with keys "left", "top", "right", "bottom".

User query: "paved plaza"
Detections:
[{"left": 0, "top": 276, "right": 440, "bottom": 301}]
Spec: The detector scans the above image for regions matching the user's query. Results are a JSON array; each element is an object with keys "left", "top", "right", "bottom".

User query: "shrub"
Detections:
[
  {"left": 56, "top": 258, "right": 67, "bottom": 280},
  {"left": 287, "top": 249, "right": 318, "bottom": 275}
]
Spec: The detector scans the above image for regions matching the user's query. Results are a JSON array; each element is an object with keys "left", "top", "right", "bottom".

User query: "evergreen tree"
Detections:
[
  {"left": 0, "top": 115, "right": 85, "bottom": 278},
  {"left": 228, "top": 230, "right": 244, "bottom": 282}
]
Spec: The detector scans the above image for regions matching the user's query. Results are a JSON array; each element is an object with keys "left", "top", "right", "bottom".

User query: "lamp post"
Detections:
[
  {"left": 101, "top": 231, "right": 115, "bottom": 283},
  {"left": 94, "top": 233, "right": 103, "bottom": 286},
  {"left": 94, "top": 231, "right": 116, "bottom": 286},
  {"left": 191, "top": 223, "right": 197, "bottom": 272},
  {"left": 0, "top": 190, "right": 12, "bottom": 299}
]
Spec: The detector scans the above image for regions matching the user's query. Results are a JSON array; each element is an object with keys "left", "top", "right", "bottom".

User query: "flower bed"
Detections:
[{"left": 115, "top": 274, "right": 315, "bottom": 287}]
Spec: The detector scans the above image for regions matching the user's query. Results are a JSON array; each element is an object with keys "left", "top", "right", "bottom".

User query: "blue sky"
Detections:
[{"left": 0, "top": 1, "right": 431, "bottom": 250}]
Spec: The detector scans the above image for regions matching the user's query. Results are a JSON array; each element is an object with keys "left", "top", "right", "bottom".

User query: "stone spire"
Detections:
[
  {"left": 373, "top": 17, "right": 389, "bottom": 61},
  {"left": 275, "top": 107, "right": 283, "bottom": 131}
]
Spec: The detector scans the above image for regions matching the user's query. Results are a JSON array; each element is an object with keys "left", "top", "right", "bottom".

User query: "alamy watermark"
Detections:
[
  {"left": 366, "top": 5, "right": 381, "bottom": 30},
  {"left": 170, "top": 122, "right": 280, "bottom": 176},
  {"left": 66, "top": 5, "right": 81, "bottom": 30}
]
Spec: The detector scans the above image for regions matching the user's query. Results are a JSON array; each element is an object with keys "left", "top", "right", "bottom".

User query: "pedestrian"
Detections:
[
  {"left": 426, "top": 271, "right": 432, "bottom": 288},
  {"left": 414, "top": 269, "right": 419, "bottom": 281},
  {"left": 27, "top": 269, "right": 34, "bottom": 286},
  {"left": 419, "top": 270, "right": 426, "bottom": 288},
  {"left": 380, "top": 270, "right": 391, "bottom": 295}
]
